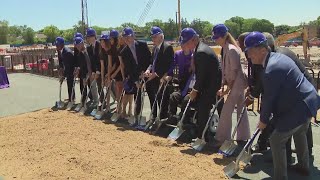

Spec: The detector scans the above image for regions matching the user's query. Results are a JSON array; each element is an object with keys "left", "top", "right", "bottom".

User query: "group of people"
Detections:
[{"left": 56, "top": 24, "right": 320, "bottom": 180}]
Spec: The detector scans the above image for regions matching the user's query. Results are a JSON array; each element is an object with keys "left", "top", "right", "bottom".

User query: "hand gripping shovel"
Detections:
[
  {"left": 95, "top": 80, "right": 113, "bottom": 120},
  {"left": 167, "top": 99, "right": 191, "bottom": 141},
  {"left": 223, "top": 129, "right": 260, "bottom": 178},
  {"left": 75, "top": 79, "right": 87, "bottom": 112},
  {"left": 191, "top": 97, "right": 223, "bottom": 151},
  {"left": 110, "top": 89, "right": 126, "bottom": 122},
  {"left": 66, "top": 78, "right": 77, "bottom": 110},
  {"left": 219, "top": 106, "right": 247, "bottom": 157},
  {"left": 90, "top": 85, "right": 105, "bottom": 116},
  {"left": 144, "top": 82, "right": 164, "bottom": 131},
  {"left": 80, "top": 79, "right": 96, "bottom": 115},
  {"left": 55, "top": 79, "right": 65, "bottom": 109},
  {"left": 153, "top": 81, "right": 170, "bottom": 133}
]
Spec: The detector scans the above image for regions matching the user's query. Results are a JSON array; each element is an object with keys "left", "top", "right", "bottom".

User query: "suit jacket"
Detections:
[
  {"left": 221, "top": 43, "right": 246, "bottom": 89},
  {"left": 58, "top": 46, "right": 75, "bottom": 77},
  {"left": 249, "top": 47, "right": 315, "bottom": 98},
  {"left": 148, "top": 42, "right": 174, "bottom": 78},
  {"left": 193, "top": 42, "right": 222, "bottom": 96},
  {"left": 87, "top": 40, "right": 101, "bottom": 73},
  {"left": 260, "top": 52, "right": 320, "bottom": 132},
  {"left": 74, "top": 48, "right": 92, "bottom": 78},
  {"left": 120, "top": 40, "right": 151, "bottom": 82}
]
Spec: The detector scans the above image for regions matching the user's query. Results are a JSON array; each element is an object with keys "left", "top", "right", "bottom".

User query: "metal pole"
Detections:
[{"left": 178, "top": 0, "right": 181, "bottom": 33}]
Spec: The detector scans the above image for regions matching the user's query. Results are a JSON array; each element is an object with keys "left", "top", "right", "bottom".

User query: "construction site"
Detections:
[{"left": 1, "top": 0, "right": 320, "bottom": 180}]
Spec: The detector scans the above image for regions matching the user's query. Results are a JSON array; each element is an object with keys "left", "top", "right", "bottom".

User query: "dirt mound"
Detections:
[{"left": 0, "top": 109, "right": 230, "bottom": 179}]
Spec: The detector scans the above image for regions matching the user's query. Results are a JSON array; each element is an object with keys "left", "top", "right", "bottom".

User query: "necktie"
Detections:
[
  {"left": 152, "top": 47, "right": 159, "bottom": 72},
  {"left": 130, "top": 45, "right": 138, "bottom": 65}
]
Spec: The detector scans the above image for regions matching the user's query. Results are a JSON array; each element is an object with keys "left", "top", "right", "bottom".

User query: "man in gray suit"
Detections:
[{"left": 245, "top": 31, "right": 320, "bottom": 180}]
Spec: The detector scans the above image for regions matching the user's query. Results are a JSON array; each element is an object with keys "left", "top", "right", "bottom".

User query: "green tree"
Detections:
[
  {"left": 274, "top": 25, "right": 291, "bottom": 36},
  {"left": 43, "top": 25, "right": 60, "bottom": 43},
  {"left": 91, "top": 25, "right": 106, "bottom": 35},
  {"left": 163, "top": 18, "right": 178, "bottom": 39},
  {"left": 251, "top": 19, "right": 274, "bottom": 34},
  {"left": 224, "top": 20, "right": 241, "bottom": 38},
  {"left": 0, "top": 20, "right": 9, "bottom": 44},
  {"left": 62, "top": 29, "right": 76, "bottom": 43},
  {"left": 229, "top": 16, "right": 245, "bottom": 33},
  {"left": 190, "top": 19, "right": 213, "bottom": 38},
  {"left": 22, "top": 27, "right": 35, "bottom": 44}
]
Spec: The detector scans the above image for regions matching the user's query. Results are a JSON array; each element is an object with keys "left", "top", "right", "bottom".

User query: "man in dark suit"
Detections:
[
  {"left": 55, "top": 37, "right": 76, "bottom": 102},
  {"left": 144, "top": 27, "right": 174, "bottom": 124},
  {"left": 120, "top": 27, "right": 151, "bottom": 122},
  {"left": 86, "top": 28, "right": 101, "bottom": 104},
  {"left": 179, "top": 28, "right": 222, "bottom": 141},
  {"left": 245, "top": 32, "right": 320, "bottom": 179}
]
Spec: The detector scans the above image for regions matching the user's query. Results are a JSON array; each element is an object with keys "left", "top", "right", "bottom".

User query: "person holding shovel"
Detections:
[
  {"left": 212, "top": 24, "right": 250, "bottom": 147},
  {"left": 55, "top": 37, "right": 76, "bottom": 102},
  {"left": 179, "top": 27, "right": 221, "bottom": 143},
  {"left": 245, "top": 31, "right": 320, "bottom": 179}
]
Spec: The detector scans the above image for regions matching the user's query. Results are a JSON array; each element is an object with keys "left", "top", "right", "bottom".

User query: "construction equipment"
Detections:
[
  {"left": 191, "top": 97, "right": 223, "bottom": 151},
  {"left": 223, "top": 129, "right": 260, "bottom": 178},
  {"left": 66, "top": 78, "right": 77, "bottom": 110},
  {"left": 219, "top": 106, "right": 247, "bottom": 157},
  {"left": 55, "top": 79, "right": 65, "bottom": 109},
  {"left": 95, "top": 81, "right": 113, "bottom": 120},
  {"left": 167, "top": 99, "right": 191, "bottom": 141},
  {"left": 275, "top": 27, "right": 308, "bottom": 60}
]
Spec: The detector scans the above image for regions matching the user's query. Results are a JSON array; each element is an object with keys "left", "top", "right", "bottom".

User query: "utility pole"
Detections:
[
  {"left": 178, "top": 0, "right": 181, "bottom": 33},
  {"left": 81, "top": 0, "right": 88, "bottom": 35}
]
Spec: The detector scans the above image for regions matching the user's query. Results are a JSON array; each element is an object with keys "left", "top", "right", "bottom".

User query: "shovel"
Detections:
[
  {"left": 191, "top": 97, "right": 223, "bottom": 151},
  {"left": 95, "top": 80, "right": 113, "bottom": 120},
  {"left": 153, "top": 81, "right": 170, "bottom": 133},
  {"left": 110, "top": 89, "right": 125, "bottom": 122},
  {"left": 90, "top": 85, "right": 105, "bottom": 116},
  {"left": 55, "top": 79, "right": 65, "bottom": 109},
  {"left": 167, "top": 99, "right": 191, "bottom": 141},
  {"left": 144, "top": 82, "right": 164, "bottom": 131},
  {"left": 66, "top": 78, "right": 77, "bottom": 110},
  {"left": 223, "top": 129, "right": 260, "bottom": 178},
  {"left": 128, "top": 83, "right": 142, "bottom": 126},
  {"left": 80, "top": 79, "right": 96, "bottom": 115},
  {"left": 219, "top": 106, "right": 247, "bottom": 157},
  {"left": 75, "top": 81, "right": 86, "bottom": 112}
]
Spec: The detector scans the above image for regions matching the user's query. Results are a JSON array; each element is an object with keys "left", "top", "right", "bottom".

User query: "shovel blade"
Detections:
[
  {"left": 94, "top": 111, "right": 104, "bottom": 120},
  {"left": 138, "top": 116, "right": 146, "bottom": 126},
  {"left": 219, "top": 141, "right": 238, "bottom": 157},
  {"left": 128, "top": 115, "right": 135, "bottom": 125},
  {"left": 223, "top": 161, "right": 239, "bottom": 178},
  {"left": 79, "top": 107, "right": 87, "bottom": 115},
  {"left": 66, "top": 102, "right": 74, "bottom": 110},
  {"left": 90, "top": 109, "right": 98, "bottom": 116},
  {"left": 144, "top": 120, "right": 154, "bottom": 131},
  {"left": 74, "top": 104, "right": 82, "bottom": 112},
  {"left": 167, "top": 127, "right": 185, "bottom": 141},
  {"left": 111, "top": 113, "right": 120, "bottom": 122},
  {"left": 191, "top": 138, "right": 206, "bottom": 151},
  {"left": 239, "top": 151, "right": 252, "bottom": 166},
  {"left": 56, "top": 101, "right": 65, "bottom": 109}
]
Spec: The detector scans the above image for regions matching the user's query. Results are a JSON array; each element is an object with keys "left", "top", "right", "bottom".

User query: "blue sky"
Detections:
[{"left": 0, "top": 0, "right": 319, "bottom": 30}]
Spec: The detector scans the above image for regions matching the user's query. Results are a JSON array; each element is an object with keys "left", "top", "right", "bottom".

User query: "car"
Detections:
[{"left": 26, "top": 59, "right": 49, "bottom": 71}]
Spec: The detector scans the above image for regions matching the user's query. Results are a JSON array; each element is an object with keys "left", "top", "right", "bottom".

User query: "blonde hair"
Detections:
[{"left": 225, "top": 32, "right": 240, "bottom": 49}]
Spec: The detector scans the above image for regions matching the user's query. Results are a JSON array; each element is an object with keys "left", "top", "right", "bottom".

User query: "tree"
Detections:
[
  {"left": 190, "top": 19, "right": 213, "bottom": 38},
  {"left": 0, "top": 20, "right": 9, "bottom": 44},
  {"left": 251, "top": 19, "right": 274, "bottom": 34},
  {"left": 9, "top": 25, "right": 23, "bottom": 37},
  {"left": 91, "top": 25, "right": 107, "bottom": 35},
  {"left": 22, "top": 27, "right": 35, "bottom": 44},
  {"left": 181, "top": 18, "right": 190, "bottom": 29},
  {"left": 224, "top": 20, "right": 241, "bottom": 38},
  {"left": 163, "top": 18, "right": 178, "bottom": 39},
  {"left": 43, "top": 25, "right": 60, "bottom": 43},
  {"left": 228, "top": 16, "right": 245, "bottom": 34},
  {"left": 242, "top": 18, "right": 258, "bottom": 32},
  {"left": 62, "top": 29, "right": 76, "bottom": 43},
  {"left": 274, "top": 25, "right": 291, "bottom": 36}
]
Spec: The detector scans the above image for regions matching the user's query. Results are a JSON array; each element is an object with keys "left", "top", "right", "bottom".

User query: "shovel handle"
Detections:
[
  {"left": 231, "top": 106, "right": 247, "bottom": 139},
  {"left": 235, "top": 129, "right": 260, "bottom": 164},
  {"left": 177, "top": 99, "right": 192, "bottom": 128}
]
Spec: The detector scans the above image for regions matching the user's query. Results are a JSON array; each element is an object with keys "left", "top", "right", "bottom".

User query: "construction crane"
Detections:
[
  {"left": 81, "top": 0, "right": 89, "bottom": 35},
  {"left": 136, "top": 0, "right": 156, "bottom": 27},
  {"left": 275, "top": 27, "right": 308, "bottom": 60}
]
